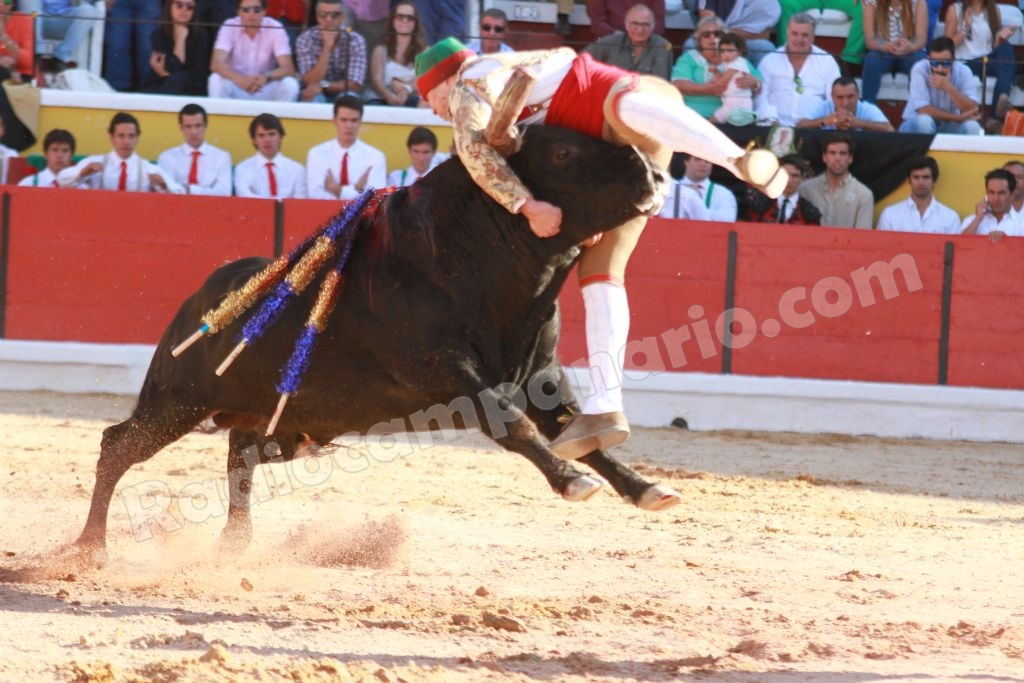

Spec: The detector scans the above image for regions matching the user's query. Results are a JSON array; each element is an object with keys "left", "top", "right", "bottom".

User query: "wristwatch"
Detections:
[{"left": 320, "top": 79, "right": 330, "bottom": 91}]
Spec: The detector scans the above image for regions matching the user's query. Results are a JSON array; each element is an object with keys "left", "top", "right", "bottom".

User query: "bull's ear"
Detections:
[{"left": 485, "top": 68, "right": 535, "bottom": 156}]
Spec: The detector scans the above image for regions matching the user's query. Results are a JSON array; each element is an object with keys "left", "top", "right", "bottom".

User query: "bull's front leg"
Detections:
[{"left": 220, "top": 428, "right": 262, "bottom": 554}]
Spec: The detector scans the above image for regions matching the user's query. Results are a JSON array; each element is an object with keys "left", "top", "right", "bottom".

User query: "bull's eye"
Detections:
[{"left": 553, "top": 148, "right": 572, "bottom": 163}]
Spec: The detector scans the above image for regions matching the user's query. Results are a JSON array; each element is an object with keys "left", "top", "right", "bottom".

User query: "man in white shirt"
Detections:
[
  {"left": 18, "top": 129, "right": 75, "bottom": 188},
  {"left": 387, "top": 126, "right": 441, "bottom": 187},
  {"left": 677, "top": 153, "right": 737, "bottom": 222},
  {"left": 960, "top": 168, "right": 1024, "bottom": 242},
  {"left": 1003, "top": 160, "right": 1024, "bottom": 218},
  {"left": 659, "top": 182, "right": 711, "bottom": 220},
  {"left": 57, "top": 112, "right": 183, "bottom": 193},
  {"left": 306, "top": 95, "right": 387, "bottom": 200},
  {"left": 234, "top": 113, "right": 307, "bottom": 198},
  {"left": 158, "top": 103, "right": 233, "bottom": 196},
  {"left": 755, "top": 13, "right": 841, "bottom": 126},
  {"left": 877, "top": 156, "right": 961, "bottom": 234},
  {"left": 464, "top": 8, "right": 514, "bottom": 55}
]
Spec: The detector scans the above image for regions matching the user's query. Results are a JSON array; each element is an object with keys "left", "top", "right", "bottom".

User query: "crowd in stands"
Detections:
[{"left": 2, "top": 0, "right": 1024, "bottom": 238}]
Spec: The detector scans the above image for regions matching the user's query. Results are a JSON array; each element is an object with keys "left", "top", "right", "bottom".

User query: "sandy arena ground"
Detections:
[{"left": 0, "top": 389, "right": 1022, "bottom": 682}]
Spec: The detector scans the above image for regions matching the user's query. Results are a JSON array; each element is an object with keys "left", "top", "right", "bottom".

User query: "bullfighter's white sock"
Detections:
[{"left": 580, "top": 281, "right": 628, "bottom": 415}]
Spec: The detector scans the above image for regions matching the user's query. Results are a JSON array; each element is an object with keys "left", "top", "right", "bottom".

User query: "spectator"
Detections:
[
  {"left": 264, "top": 0, "right": 306, "bottom": 52},
  {"left": 756, "top": 13, "right": 841, "bottom": 126},
  {"left": 799, "top": 134, "right": 873, "bottom": 229},
  {"left": 1003, "top": 160, "right": 1024, "bottom": 216},
  {"left": 297, "top": 0, "right": 366, "bottom": 102},
  {"left": 58, "top": 112, "right": 183, "bottom": 192},
  {"left": 364, "top": 1, "right": 424, "bottom": 106},
  {"left": 387, "top": 126, "right": 440, "bottom": 187},
  {"left": 742, "top": 154, "right": 822, "bottom": 224},
  {"left": 711, "top": 33, "right": 756, "bottom": 125},
  {"left": 20, "top": 0, "right": 102, "bottom": 73},
  {"left": 960, "top": 168, "right": 1023, "bottom": 241},
  {"left": 659, "top": 182, "right": 712, "bottom": 219},
  {"left": 796, "top": 76, "right": 895, "bottom": 132},
  {"left": 877, "top": 156, "right": 960, "bottom": 233},
  {"left": 18, "top": 129, "right": 75, "bottom": 188},
  {"left": 104, "top": 0, "right": 161, "bottom": 91},
  {"left": 209, "top": 0, "right": 300, "bottom": 101},
  {"left": 694, "top": 0, "right": 779, "bottom": 65},
  {"left": 306, "top": 95, "right": 386, "bottom": 199},
  {"left": 157, "top": 103, "right": 233, "bottom": 195},
  {"left": 0, "top": 0, "right": 32, "bottom": 81},
  {"left": 677, "top": 153, "right": 738, "bottom": 221},
  {"left": 344, "top": 0, "right": 389, "bottom": 56},
  {"left": 585, "top": 3, "right": 672, "bottom": 79},
  {"left": 777, "top": 0, "right": 864, "bottom": 67},
  {"left": 144, "top": 0, "right": 211, "bottom": 95},
  {"left": 900, "top": 36, "right": 981, "bottom": 135},
  {"left": 861, "top": 0, "right": 928, "bottom": 103},
  {"left": 672, "top": 16, "right": 762, "bottom": 121},
  {"left": 466, "top": 8, "right": 513, "bottom": 55},
  {"left": 418, "top": 0, "right": 463, "bottom": 44},
  {"left": 234, "top": 113, "right": 306, "bottom": 198},
  {"left": 945, "top": 0, "right": 1016, "bottom": 122},
  {"left": 586, "top": 0, "right": 665, "bottom": 38}
]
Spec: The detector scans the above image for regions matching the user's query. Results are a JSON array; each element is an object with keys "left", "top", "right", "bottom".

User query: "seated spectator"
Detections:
[
  {"left": 676, "top": 153, "right": 738, "bottom": 222},
  {"left": 659, "top": 182, "right": 712, "bottom": 220},
  {"left": 0, "top": 0, "right": 32, "bottom": 81},
  {"left": 1003, "top": 160, "right": 1024, "bottom": 216},
  {"left": 693, "top": 0, "right": 779, "bottom": 66},
  {"left": 861, "top": 0, "right": 928, "bottom": 103},
  {"left": 712, "top": 33, "right": 756, "bottom": 125},
  {"left": 796, "top": 77, "right": 894, "bottom": 132},
  {"left": 877, "top": 156, "right": 960, "bottom": 233},
  {"left": 585, "top": 3, "right": 672, "bottom": 80},
  {"left": 777, "top": 0, "right": 865, "bottom": 67},
  {"left": 672, "top": 16, "right": 762, "bottom": 121},
  {"left": 945, "top": 0, "right": 1016, "bottom": 123},
  {"left": 742, "top": 154, "right": 821, "bottom": 224},
  {"left": 104, "top": 0, "right": 161, "bottom": 91},
  {"left": 235, "top": 113, "right": 306, "bottom": 198},
  {"left": 58, "top": 112, "right": 183, "bottom": 193},
  {"left": 756, "top": 13, "right": 841, "bottom": 126},
  {"left": 306, "top": 95, "right": 386, "bottom": 199},
  {"left": 208, "top": 0, "right": 300, "bottom": 101},
  {"left": 364, "top": 1, "right": 424, "bottom": 107},
  {"left": 387, "top": 126, "right": 440, "bottom": 187},
  {"left": 18, "top": 128, "right": 75, "bottom": 188},
  {"left": 19, "top": 0, "right": 102, "bottom": 73},
  {"left": 960, "top": 168, "right": 1023, "bottom": 241},
  {"left": 157, "top": 103, "right": 233, "bottom": 195},
  {"left": 899, "top": 36, "right": 981, "bottom": 135},
  {"left": 144, "top": 0, "right": 211, "bottom": 96},
  {"left": 587, "top": 0, "right": 665, "bottom": 38},
  {"left": 465, "top": 8, "right": 513, "bottom": 55},
  {"left": 799, "top": 133, "right": 873, "bottom": 229},
  {"left": 297, "top": 0, "right": 367, "bottom": 102}
]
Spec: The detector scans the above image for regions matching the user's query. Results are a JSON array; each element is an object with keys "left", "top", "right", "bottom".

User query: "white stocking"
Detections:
[{"left": 580, "top": 282, "right": 629, "bottom": 415}]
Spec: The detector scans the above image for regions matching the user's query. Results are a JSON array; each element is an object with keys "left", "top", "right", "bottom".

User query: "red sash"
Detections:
[{"left": 545, "top": 53, "right": 630, "bottom": 139}]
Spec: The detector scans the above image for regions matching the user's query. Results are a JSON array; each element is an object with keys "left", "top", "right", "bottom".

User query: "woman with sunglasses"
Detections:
[
  {"left": 144, "top": 0, "right": 210, "bottom": 95},
  {"left": 365, "top": 1, "right": 425, "bottom": 106},
  {"left": 671, "top": 16, "right": 762, "bottom": 120},
  {"left": 945, "top": 0, "right": 1017, "bottom": 120}
]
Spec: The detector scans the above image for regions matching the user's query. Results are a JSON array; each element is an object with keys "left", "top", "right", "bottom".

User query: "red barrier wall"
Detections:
[{"left": 1, "top": 191, "right": 1021, "bottom": 391}]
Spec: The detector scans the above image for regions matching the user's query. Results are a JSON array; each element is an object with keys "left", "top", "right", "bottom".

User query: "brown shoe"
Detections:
[{"left": 548, "top": 412, "right": 631, "bottom": 460}]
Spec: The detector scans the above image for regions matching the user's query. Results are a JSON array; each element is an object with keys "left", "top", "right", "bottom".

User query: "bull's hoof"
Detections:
[
  {"left": 630, "top": 484, "right": 682, "bottom": 511},
  {"left": 561, "top": 475, "right": 605, "bottom": 502}
]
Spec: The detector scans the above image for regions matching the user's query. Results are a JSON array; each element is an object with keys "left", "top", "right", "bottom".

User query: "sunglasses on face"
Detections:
[
  {"left": 929, "top": 59, "right": 952, "bottom": 68},
  {"left": 700, "top": 30, "right": 724, "bottom": 38},
  {"left": 481, "top": 23, "right": 505, "bottom": 33},
  {"left": 394, "top": 12, "right": 416, "bottom": 21},
  {"left": 173, "top": 0, "right": 196, "bottom": 9},
  {"left": 239, "top": 5, "right": 264, "bottom": 14},
  {"left": 317, "top": 10, "right": 342, "bottom": 19}
]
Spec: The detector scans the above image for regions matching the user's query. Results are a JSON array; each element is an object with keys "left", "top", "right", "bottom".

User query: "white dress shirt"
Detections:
[
  {"left": 234, "top": 152, "right": 307, "bottom": 198},
  {"left": 756, "top": 45, "right": 841, "bottom": 126},
  {"left": 387, "top": 164, "right": 435, "bottom": 187},
  {"left": 157, "top": 142, "right": 234, "bottom": 196},
  {"left": 959, "top": 211, "right": 1024, "bottom": 236},
  {"left": 17, "top": 167, "right": 61, "bottom": 188},
  {"left": 877, "top": 196, "right": 962, "bottom": 234},
  {"left": 57, "top": 151, "right": 184, "bottom": 193},
  {"left": 679, "top": 176, "right": 737, "bottom": 222},
  {"left": 0, "top": 143, "right": 19, "bottom": 184},
  {"left": 305, "top": 137, "right": 388, "bottom": 200},
  {"left": 778, "top": 192, "right": 800, "bottom": 222},
  {"left": 659, "top": 182, "right": 711, "bottom": 220}
]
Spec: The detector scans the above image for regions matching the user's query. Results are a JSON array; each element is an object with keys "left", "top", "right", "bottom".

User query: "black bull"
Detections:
[{"left": 72, "top": 126, "right": 683, "bottom": 562}]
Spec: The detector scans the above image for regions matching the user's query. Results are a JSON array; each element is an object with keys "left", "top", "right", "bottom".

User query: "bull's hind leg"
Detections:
[
  {"left": 219, "top": 428, "right": 266, "bottom": 555},
  {"left": 525, "top": 367, "right": 682, "bottom": 511},
  {"left": 73, "top": 406, "right": 206, "bottom": 565}
]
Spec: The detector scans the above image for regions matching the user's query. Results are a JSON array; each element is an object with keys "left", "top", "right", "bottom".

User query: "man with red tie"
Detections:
[
  {"left": 234, "top": 113, "right": 307, "bottom": 198},
  {"left": 305, "top": 95, "right": 386, "bottom": 200},
  {"left": 57, "top": 112, "right": 183, "bottom": 193},
  {"left": 158, "top": 103, "right": 234, "bottom": 196}
]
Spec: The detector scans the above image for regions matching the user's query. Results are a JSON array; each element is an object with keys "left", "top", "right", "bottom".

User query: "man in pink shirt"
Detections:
[{"left": 209, "top": 0, "right": 301, "bottom": 100}]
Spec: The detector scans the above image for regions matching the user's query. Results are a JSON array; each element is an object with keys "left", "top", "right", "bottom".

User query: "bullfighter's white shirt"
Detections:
[
  {"left": 157, "top": 141, "right": 234, "bottom": 196},
  {"left": 305, "top": 137, "right": 387, "bottom": 200}
]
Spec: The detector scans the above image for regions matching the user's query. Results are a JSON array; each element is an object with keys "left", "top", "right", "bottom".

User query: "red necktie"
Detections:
[
  {"left": 118, "top": 161, "right": 127, "bottom": 191},
  {"left": 51, "top": 179, "right": 58, "bottom": 187},
  {"left": 266, "top": 161, "right": 277, "bottom": 197},
  {"left": 340, "top": 152, "right": 348, "bottom": 186},
  {"left": 188, "top": 150, "right": 200, "bottom": 185}
]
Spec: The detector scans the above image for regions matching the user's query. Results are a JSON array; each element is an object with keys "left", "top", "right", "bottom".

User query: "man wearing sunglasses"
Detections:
[
  {"left": 585, "top": 3, "right": 671, "bottom": 79},
  {"left": 900, "top": 36, "right": 981, "bottom": 135},
  {"left": 296, "top": 0, "right": 367, "bottom": 101},
  {"left": 465, "top": 8, "right": 513, "bottom": 55},
  {"left": 209, "top": 0, "right": 300, "bottom": 100}
]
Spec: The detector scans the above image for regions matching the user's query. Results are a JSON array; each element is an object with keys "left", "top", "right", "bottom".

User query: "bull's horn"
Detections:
[{"left": 484, "top": 67, "right": 536, "bottom": 155}]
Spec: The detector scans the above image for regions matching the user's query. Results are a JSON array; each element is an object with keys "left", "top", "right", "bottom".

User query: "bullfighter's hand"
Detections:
[
  {"left": 355, "top": 167, "right": 371, "bottom": 191},
  {"left": 520, "top": 198, "right": 562, "bottom": 238}
]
